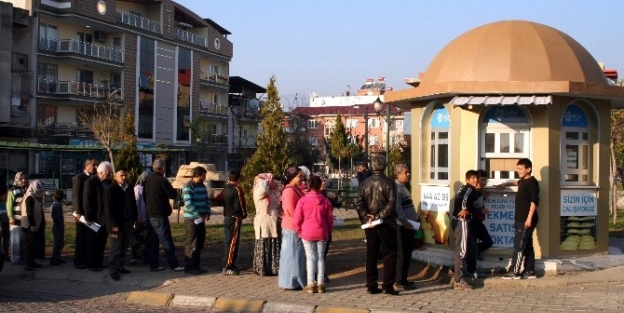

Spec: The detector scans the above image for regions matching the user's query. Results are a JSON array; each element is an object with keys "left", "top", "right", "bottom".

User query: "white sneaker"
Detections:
[{"left": 173, "top": 266, "right": 185, "bottom": 272}]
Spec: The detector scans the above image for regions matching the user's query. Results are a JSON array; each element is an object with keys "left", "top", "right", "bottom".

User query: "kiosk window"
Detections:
[
  {"left": 561, "top": 104, "right": 591, "bottom": 185},
  {"left": 426, "top": 105, "right": 450, "bottom": 182}
]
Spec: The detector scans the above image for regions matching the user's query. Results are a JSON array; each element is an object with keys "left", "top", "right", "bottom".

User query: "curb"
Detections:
[
  {"left": 213, "top": 297, "right": 265, "bottom": 313},
  {"left": 316, "top": 307, "right": 370, "bottom": 313},
  {"left": 126, "top": 291, "right": 173, "bottom": 307}
]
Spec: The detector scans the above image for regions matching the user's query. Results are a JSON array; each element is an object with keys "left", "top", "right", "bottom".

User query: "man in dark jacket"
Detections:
[
  {"left": 218, "top": 169, "right": 247, "bottom": 275},
  {"left": 83, "top": 161, "right": 112, "bottom": 272},
  {"left": 105, "top": 169, "right": 137, "bottom": 280},
  {"left": 356, "top": 163, "right": 373, "bottom": 185},
  {"left": 354, "top": 155, "right": 399, "bottom": 295},
  {"left": 72, "top": 158, "right": 97, "bottom": 269},
  {"left": 144, "top": 159, "right": 183, "bottom": 272}
]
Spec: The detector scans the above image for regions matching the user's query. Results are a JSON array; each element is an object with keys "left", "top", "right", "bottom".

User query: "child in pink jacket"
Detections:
[{"left": 294, "top": 175, "right": 334, "bottom": 293}]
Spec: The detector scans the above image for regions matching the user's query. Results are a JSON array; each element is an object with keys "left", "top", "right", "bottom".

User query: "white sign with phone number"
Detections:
[{"left": 420, "top": 186, "right": 450, "bottom": 212}]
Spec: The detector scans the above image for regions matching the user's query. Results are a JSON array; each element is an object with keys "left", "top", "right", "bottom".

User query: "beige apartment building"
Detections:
[{"left": 0, "top": 0, "right": 262, "bottom": 188}]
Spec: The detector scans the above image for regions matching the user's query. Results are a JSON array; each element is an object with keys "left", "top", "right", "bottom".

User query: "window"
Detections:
[
  {"left": 324, "top": 125, "right": 335, "bottom": 137},
  {"left": 77, "top": 70, "right": 94, "bottom": 84},
  {"left": 561, "top": 104, "right": 591, "bottom": 184},
  {"left": 346, "top": 118, "right": 358, "bottom": 128},
  {"left": 369, "top": 135, "right": 378, "bottom": 146},
  {"left": 368, "top": 118, "right": 379, "bottom": 128},
  {"left": 308, "top": 137, "right": 318, "bottom": 146},
  {"left": 428, "top": 105, "right": 450, "bottom": 181},
  {"left": 37, "top": 104, "right": 56, "bottom": 126},
  {"left": 39, "top": 23, "right": 58, "bottom": 51},
  {"left": 393, "top": 120, "right": 404, "bottom": 131},
  {"left": 210, "top": 64, "right": 219, "bottom": 75},
  {"left": 307, "top": 120, "right": 318, "bottom": 129},
  {"left": 480, "top": 106, "right": 530, "bottom": 182},
  {"left": 212, "top": 93, "right": 219, "bottom": 105},
  {"left": 37, "top": 63, "right": 57, "bottom": 93}
]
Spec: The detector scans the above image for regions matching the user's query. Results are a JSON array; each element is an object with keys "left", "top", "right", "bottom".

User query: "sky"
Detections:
[{"left": 177, "top": 0, "right": 624, "bottom": 107}]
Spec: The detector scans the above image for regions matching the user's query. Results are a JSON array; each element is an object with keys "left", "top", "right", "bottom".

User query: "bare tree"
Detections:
[
  {"left": 79, "top": 100, "right": 124, "bottom": 170},
  {"left": 611, "top": 109, "right": 624, "bottom": 223}
]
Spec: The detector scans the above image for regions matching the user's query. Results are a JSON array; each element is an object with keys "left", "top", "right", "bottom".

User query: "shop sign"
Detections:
[
  {"left": 561, "top": 190, "right": 597, "bottom": 216},
  {"left": 420, "top": 186, "right": 450, "bottom": 212},
  {"left": 483, "top": 192, "right": 516, "bottom": 248}
]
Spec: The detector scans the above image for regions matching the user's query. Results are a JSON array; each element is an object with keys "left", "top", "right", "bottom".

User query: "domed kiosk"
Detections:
[{"left": 386, "top": 20, "right": 624, "bottom": 266}]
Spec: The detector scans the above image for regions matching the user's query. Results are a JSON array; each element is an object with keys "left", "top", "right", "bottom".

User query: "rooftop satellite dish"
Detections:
[{"left": 249, "top": 99, "right": 259, "bottom": 109}]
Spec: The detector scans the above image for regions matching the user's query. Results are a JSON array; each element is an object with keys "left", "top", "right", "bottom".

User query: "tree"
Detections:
[
  {"left": 115, "top": 112, "right": 142, "bottom": 183},
  {"left": 241, "top": 75, "right": 294, "bottom": 212},
  {"left": 190, "top": 116, "right": 213, "bottom": 162},
  {"left": 79, "top": 100, "right": 124, "bottom": 170},
  {"left": 388, "top": 134, "right": 411, "bottom": 176},
  {"left": 610, "top": 109, "right": 624, "bottom": 223},
  {"left": 329, "top": 113, "right": 360, "bottom": 188},
  {"left": 286, "top": 113, "right": 322, "bottom": 169}
]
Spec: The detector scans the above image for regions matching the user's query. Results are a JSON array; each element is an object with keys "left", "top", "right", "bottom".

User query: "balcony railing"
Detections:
[
  {"left": 174, "top": 28, "right": 207, "bottom": 48},
  {"left": 38, "top": 79, "right": 124, "bottom": 101},
  {"left": 198, "top": 101, "right": 228, "bottom": 116},
  {"left": 200, "top": 70, "right": 229, "bottom": 84},
  {"left": 37, "top": 122, "right": 93, "bottom": 137},
  {"left": 12, "top": 70, "right": 33, "bottom": 99},
  {"left": 116, "top": 10, "right": 162, "bottom": 34},
  {"left": 39, "top": 38, "right": 124, "bottom": 63}
]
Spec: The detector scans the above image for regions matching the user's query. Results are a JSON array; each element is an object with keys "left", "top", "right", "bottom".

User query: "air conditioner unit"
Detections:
[
  {"left": 12, "top": 7, "right": 29, "bottom": 28},
  {"left": 95, "top": 31, "right": 107, "bottom": 42}
]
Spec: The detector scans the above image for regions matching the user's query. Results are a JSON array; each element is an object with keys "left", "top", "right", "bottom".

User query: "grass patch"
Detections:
[
  {"left": 609, "top": 209, "right": 624, "bottom": 238},
  {"left": 44, "top": 217, "right": 365, "bottom": 256}
]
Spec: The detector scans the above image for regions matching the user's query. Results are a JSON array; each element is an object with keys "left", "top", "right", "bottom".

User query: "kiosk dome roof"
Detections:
[{"left": 421, "top": 20, "right": 607, "bottom": 86}]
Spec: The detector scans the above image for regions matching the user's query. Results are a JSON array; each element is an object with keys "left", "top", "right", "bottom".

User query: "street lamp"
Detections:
[{"left": 373, "top": 96, "right": 391, "bottom": 176}]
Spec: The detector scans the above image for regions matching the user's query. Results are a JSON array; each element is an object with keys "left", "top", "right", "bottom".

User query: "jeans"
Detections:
[
  {"left": 302, "top": 239, "right": 326, "bottom": 286},
  {"left": 148, "top": 217, "right": 180, "bottom": 270},
  {"left": 9, "top": 223, "right": 23, "bottom": 263},
  {"left": 52, "top": 225, "right": 65, "bottom": 260}
]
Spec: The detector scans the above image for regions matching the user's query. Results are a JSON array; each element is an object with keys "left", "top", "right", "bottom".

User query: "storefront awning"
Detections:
[{"left": 450, "top": 95, "right": 552, "bottom": 106}]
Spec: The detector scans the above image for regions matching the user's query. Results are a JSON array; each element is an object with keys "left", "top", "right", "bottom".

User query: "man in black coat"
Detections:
[
  {"left": 72, "top": 158, "right": 97, "bottom": 269},
  {"left": 83, "top": 161, "right": 112, "bottom": 272},
  {"left": 105, "top": 169, "right": 137, "bottom": 280}
]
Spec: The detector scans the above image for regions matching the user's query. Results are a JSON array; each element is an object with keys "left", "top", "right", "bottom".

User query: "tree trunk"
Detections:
[
  {"left": 611, "top": 139, "right": 617, "bottom": 223},
  {"left": 107, "top": 148, "right": 116, "bottom": 173}
]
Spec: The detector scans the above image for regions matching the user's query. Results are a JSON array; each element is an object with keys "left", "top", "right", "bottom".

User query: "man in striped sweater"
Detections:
[{"left": 182, "top": 167, "right": 211, "bottom": 275}]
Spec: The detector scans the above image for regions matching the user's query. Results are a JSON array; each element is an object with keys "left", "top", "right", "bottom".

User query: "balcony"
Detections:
[
  {"left": 200, "top": 70, "right": 229, "bottom": 86},
  {"left": 174, "top": 28, "right": 207, "bottom": 48},
  {"left": 36, "top": 122, "right": 93, "bottom": 137},
  {"left": 38, "top": 79, "right": 123, "bottom": 102},
  {"left": 233, "top": 135, "right": 257, "bottom": 148},
  {"left": 116, "top": 10, "right": 162, "bottom": 34},
  {"left": 198, "top": 101, "right": 228, "bottom": 116},
  {"left": 39, "top": 38, "right": 124, "bottom": 63}
]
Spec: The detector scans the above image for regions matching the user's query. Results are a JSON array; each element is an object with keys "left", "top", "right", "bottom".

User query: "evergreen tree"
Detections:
[
  {"left": 329, "top": 113, "right": 359, "bottom": 187},
  {"left": 241, "top": 76, "right": 294, "bottom": 212},
  {"left": 115, "top": 111, "right": 142, "bottom": 183}
]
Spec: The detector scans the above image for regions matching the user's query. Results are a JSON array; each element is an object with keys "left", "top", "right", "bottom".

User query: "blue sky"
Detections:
[{"left": 178, "top": 0, "right": 624, "bottom": 105}]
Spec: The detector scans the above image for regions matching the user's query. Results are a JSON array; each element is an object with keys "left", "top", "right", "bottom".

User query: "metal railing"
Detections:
[
  {"left": 36, "top": 122, "right": 93, "bottom": 137},
  {"left": 198, "top": 101, "right": 228, "bottom": 115},
  {"left": 116, "top": 10, "right": 162, "bottom": 34},
  {"left": 200, "top": 70, "right": 229, "bottom": 84},
  {"left": 174, "top": 28, "right": 207, "bottom": 48},
  {"left": 39, "top": 37, "right": 124, "bottom": 62},
  {"left": 38, "top": 79, "right": 124, "bottom": 100}
]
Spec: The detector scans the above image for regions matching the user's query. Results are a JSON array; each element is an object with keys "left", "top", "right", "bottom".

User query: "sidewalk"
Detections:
[{"left": 3, "top": 206, "right": 624, "bottom": 312}]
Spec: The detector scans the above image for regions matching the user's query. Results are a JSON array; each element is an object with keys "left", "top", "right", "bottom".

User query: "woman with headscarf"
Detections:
[
  {"left": 278, "top": 166, "right": 306, "bottom": 290},
  {"left": 21, "top": 180, "right": 44, "bottom": 271},
  {"left": 252, "top": 173, "right": 281, "bottom": 275},
  {"left": 130, "top": 170, "right": 151, "bottom": 264}
]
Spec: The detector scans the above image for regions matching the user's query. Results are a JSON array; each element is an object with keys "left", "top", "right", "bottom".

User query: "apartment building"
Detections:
[{"left": 0, "top": 0, "right": 261, "bottom": 187}]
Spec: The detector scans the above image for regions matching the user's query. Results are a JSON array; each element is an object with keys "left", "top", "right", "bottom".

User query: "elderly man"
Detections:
[
  {"left": 394, "top": 164, "right": 418, "bottom": 291},
  {"left": 144, "top": 159, "right": 184, "bottom": 272},
  {"left": 105, "top": 169, "right": 137, "bottom": 280},
  {"left": 72, "top": 158, "right": 97, "bottom": 269},
  {"left": 83, "top": 161, "right": 112, "bottom": 272},
  {"left": 354, "top": 155, "right": 399, "bottom": 295}
]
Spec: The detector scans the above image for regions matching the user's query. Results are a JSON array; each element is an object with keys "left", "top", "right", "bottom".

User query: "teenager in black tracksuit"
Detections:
[
  {"left": 501, "top": 158, "right": 539, "bottom": 279},
  {"left": 451, "top": 170, "right": 480, "bottom": 290},
  {"left": 218, "top": 169, "right": 248, "bottom": 275}
]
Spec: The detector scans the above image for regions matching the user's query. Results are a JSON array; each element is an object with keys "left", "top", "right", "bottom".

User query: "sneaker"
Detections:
[
  {"left": 150, "top": 266, "right": 165, "bottom": 272},
  {"left": 303, "top": 284, "right": 316, "bottom": 294},
  {"left": 223, "top": 267, "right": 240, "bottom": 275},
  {"left": 521, "top": 271, "right": 537, "bottom": 279},
  {"left": 382, "top": 288, "right": 400, "bottom": 295},
  {"left": 172, "top": 266, "right": 185, "bottom": 272},
  {"left": 316, "top": 284, "right": 326, "bottom": 293},
  {"left": 502, "top": 272, "right": 522, "bottom": 280},
  {"left": 452, "top": 279, "right": 473, "bottom": 290}
]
